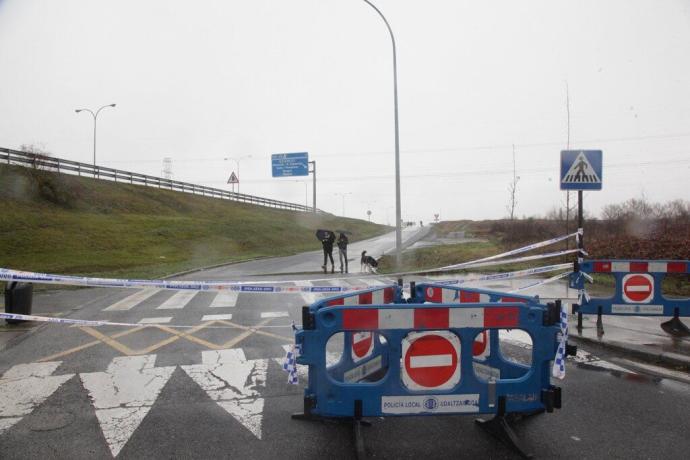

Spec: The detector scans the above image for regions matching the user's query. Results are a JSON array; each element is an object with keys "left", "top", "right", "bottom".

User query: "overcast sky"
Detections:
[{"left": 1, "top": 0, "right": 689, "bottom": 224}]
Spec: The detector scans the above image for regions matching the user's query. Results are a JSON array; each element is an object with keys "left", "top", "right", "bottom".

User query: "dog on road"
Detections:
[{"left": 360, "top": 251, "right": 379, "bottom": 273}]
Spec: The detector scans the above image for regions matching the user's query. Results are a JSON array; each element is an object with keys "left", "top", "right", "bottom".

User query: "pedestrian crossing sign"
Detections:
[{"left": 560, "top": 150, "right": 602, "bottom": 190}]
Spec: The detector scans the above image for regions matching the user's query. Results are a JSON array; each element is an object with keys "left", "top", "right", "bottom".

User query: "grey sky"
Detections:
[{"left": 1, "top": 0, "right": 689, "bottom": 224}]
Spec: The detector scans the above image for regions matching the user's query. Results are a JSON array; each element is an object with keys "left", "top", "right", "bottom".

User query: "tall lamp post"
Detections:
[
  {"left": 362, "top": 0, "right": 402, "bottom": 266},
  {"left": 225, "top": 155, "right": 252, "bottom": 194},
  {"left": 75, "top": 103, "right": 116, "bottom": 168},
  {"left": 294, "top": 180, "right": 308, "bottom": 207},
  {"left": 334, "top": 192, "right": 353, "bottom": 217}
]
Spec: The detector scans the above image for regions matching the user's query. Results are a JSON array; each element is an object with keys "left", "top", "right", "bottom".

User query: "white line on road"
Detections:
[
  {"left": 260, "top": 312, "right": 289, "bottom": 318},
  {"left": 208, "top": 290, "right": 239, "bottom": 308},
  {"left": 103, "top": 288, "right": 161, "bottom": 311},
  {"left": 201, "top": 314, "right": 233, "bottom": 321},
  {"left": 156, "top": 291, "right": 198, "bottom": 310},
  {"left": 138, "top": 317, "right": 172, "bottom": 324}
]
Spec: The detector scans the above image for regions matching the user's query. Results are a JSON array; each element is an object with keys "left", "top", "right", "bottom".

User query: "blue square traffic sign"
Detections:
[
  {"left": 271, "top": 152, "right": 309, "bottom": 177},
  {"left": 560, "top": 150, "right": 602, "bottom": 190}
]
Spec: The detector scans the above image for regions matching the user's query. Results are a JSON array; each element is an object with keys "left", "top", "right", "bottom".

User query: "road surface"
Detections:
[{"left": 1, "top": 230, "right": 690, "bottom": 459}]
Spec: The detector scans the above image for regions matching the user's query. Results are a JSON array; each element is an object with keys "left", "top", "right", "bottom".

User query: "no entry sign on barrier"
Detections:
[
  {"left": 622, "top": 274, "right": 654, "bottom": 303},
  {"left": 402, "top": 331, "right": 460, "bottom": 391}
]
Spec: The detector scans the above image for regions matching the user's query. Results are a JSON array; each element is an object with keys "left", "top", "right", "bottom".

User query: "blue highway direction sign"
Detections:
[
  {"left": 560, "top": 150, "right": 602, "bottom": 190},
  {"left": 272, "top": 152, "right": 309, "bottom": 177}
]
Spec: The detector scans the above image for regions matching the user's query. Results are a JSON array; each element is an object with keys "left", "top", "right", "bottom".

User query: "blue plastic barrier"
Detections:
[
  {"left": 571, "top": 259, "right": 690, "bottom": 336},
  {"left": 292, "top": 282, "right": 570, "bottom": 458}
]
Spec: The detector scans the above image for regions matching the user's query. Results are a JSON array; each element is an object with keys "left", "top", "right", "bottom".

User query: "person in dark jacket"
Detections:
[
  {"left": 321, "top": 231, "right": 336, "bottom": 274},
  {"left": 337, "top": 232, "right": 349, "bottom": 274}
]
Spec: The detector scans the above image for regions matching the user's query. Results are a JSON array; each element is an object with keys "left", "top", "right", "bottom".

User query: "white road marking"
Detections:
[
  {"left": 260, "top": 312, "right": 289, "bottom": 319},
  {"left": 155, "top": 290, "right": 198, "bottom": 310},
  {"left": 103, "top": 288, "right": 161, "bottom": 311},
  {"left": 201, "top": 314, "right": 233, "bottom": 321},
  {"left": 208, "top": 291, "right": 239, "bottom": 308},
  {"left": 181, "top": 349, "right": 267, "bottom": 439},
  {"left": 0, "top": 362, "right": 74, "bottom": 435},
  {"left": 80, "top": 355, "right": 175, "bottom": 458},
  {"left": 138, "top": 317, "right": 172, "bottom": 324}
]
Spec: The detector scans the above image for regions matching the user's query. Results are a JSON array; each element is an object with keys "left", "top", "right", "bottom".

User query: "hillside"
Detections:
[{"left": 0, "top": 164, "right": 389, "bottom": 278}]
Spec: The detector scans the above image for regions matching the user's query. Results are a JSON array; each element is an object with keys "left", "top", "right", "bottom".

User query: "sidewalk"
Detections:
[{"left": 570, "top": 313, "right": 690, "bottom": 369}]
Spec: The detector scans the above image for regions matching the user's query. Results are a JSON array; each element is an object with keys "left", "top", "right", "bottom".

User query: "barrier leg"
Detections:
[
  {"left": 660, "top": 307, "right": 690, "bottom": 338},
  {"left": 353, "top": 399, "right": 367, "bottom": 460},
  {"left": 596, "top": 306, "right": 605, "bottom": 338},
  {"left": 475, "top": 396, "right": 535, "bottom": 459},
  {"left": 293, "top": 397, "right": 371, "bottom": 459}
]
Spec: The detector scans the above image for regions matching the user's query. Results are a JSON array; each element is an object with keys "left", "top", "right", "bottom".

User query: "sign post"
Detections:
[
  {"left": 271, "top": 152, "right": 315, "bottom": 212},
  {"left": 227, "top": 171, "right": 239, "bottom": 194},
  {"left": 561, "top": 150, "right": 603, "bottom": 331}
]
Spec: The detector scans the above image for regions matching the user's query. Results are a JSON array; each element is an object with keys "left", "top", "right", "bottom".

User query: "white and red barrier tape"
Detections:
[{"left": 0, "top": 230, "right": 578, "bottom": 293}]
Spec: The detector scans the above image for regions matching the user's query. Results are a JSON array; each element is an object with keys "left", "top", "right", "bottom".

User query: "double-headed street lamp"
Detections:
[
  {"left": 75, "top": 103, "right": 116, "bottom": 168},
  {"left": 362, "top": 0, "right": 402, "bottom": 266}
]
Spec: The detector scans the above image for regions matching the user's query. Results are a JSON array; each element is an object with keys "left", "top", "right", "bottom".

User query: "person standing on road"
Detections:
[
  {"left": 321, "top": 231, "right": 336, "bottom": 274},
  {"left": 337, "top": 232, "right": 349, "bottom": 274}
]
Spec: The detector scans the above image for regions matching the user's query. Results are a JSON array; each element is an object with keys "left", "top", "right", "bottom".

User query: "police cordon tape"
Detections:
[
  {"left": 0, "top": 312, "right": 295, "bottom": 329},
  {"left": 438, "top": 230, "right": 581, "bottom": 271},
  {"left": 0, "top": 262, "right": 572, "bottom": 294},
  {"left": 0, "top": 231, "right": 579, "bottom": 292}
]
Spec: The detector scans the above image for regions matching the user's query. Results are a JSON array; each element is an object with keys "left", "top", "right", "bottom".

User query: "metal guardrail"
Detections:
[{"left": 0, "top": 147, "right": 317, "bottom": 213}]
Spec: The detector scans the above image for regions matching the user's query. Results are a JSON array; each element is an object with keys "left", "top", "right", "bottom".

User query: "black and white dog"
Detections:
[{"left": 360, "top": 251, "right": 379, "bottom": 273}]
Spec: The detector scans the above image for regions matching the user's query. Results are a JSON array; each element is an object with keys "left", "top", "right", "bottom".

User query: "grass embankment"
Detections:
[{"left": 0, "top": 164, "right": 389, "bottom": 279}]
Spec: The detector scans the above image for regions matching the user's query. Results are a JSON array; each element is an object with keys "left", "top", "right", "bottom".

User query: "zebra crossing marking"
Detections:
[
  {"left": 260, "top": 312, "right": 289, "bottom": 319},
  {"left": 208, "top": 290, "right": 239, "bottom": 308},
  {"left": 202, "top": 314, "right": 233, "bottom": 321},
  {"left": 103, "top": 288, "right": 161, "bottom": 311},
  {"left": 156, "top": 291, "right": 198, "bottom": 310},
  {"left": 138, "top": 317, "right": 172, "bottom": 324}
]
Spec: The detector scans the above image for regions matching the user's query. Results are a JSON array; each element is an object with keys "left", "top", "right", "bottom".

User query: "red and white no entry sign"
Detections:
[
  {"left": 622, "top": 274, "right": 654, "bottom": 304},
  {"left": 402, "top": 331, "right": 460, "bottom": 390},
  {"left": 473, "top": 331, "right": 489, "bottom": 359},
  {"left": 351, "top": 331, "right": 374, "bottom": 362}
]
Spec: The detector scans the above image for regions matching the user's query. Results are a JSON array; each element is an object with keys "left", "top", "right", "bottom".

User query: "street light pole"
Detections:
[
  {"left": 362, "top": 0, "right": 402, "bottom": 266},
  {"left": 334, "top": 192, "right": 352, "bottom": 217},
  {"left": 75, "top": 103, "right": 116, "bottom": 170}
]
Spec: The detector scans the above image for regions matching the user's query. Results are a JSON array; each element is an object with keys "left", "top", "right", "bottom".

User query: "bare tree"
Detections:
[
  {"left": 506, "top": 144, "right": 520, "bottom": 220},
  {"left": 19, "top": 143, "right": 53, "bottom": 170}
]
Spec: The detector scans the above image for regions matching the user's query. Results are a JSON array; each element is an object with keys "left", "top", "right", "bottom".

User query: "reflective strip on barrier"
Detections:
[
  {"left": 342, "top": 306, "right": 520, "bottom": 330},
  {"left": 326, "top": 287, "right": 396, "bottom": 306},
  {"left": 591, "top": 260, "right": 688, "bottom": 274}
]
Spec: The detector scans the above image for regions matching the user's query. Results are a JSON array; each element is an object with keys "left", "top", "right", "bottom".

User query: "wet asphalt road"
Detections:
[{"left": 2, "top": 232, "right": 690, "bottom": 459}]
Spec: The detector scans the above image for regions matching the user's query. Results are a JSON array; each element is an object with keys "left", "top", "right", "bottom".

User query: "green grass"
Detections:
[{"left": 0, "top": 164, "right": 390, "bottom": 279}]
